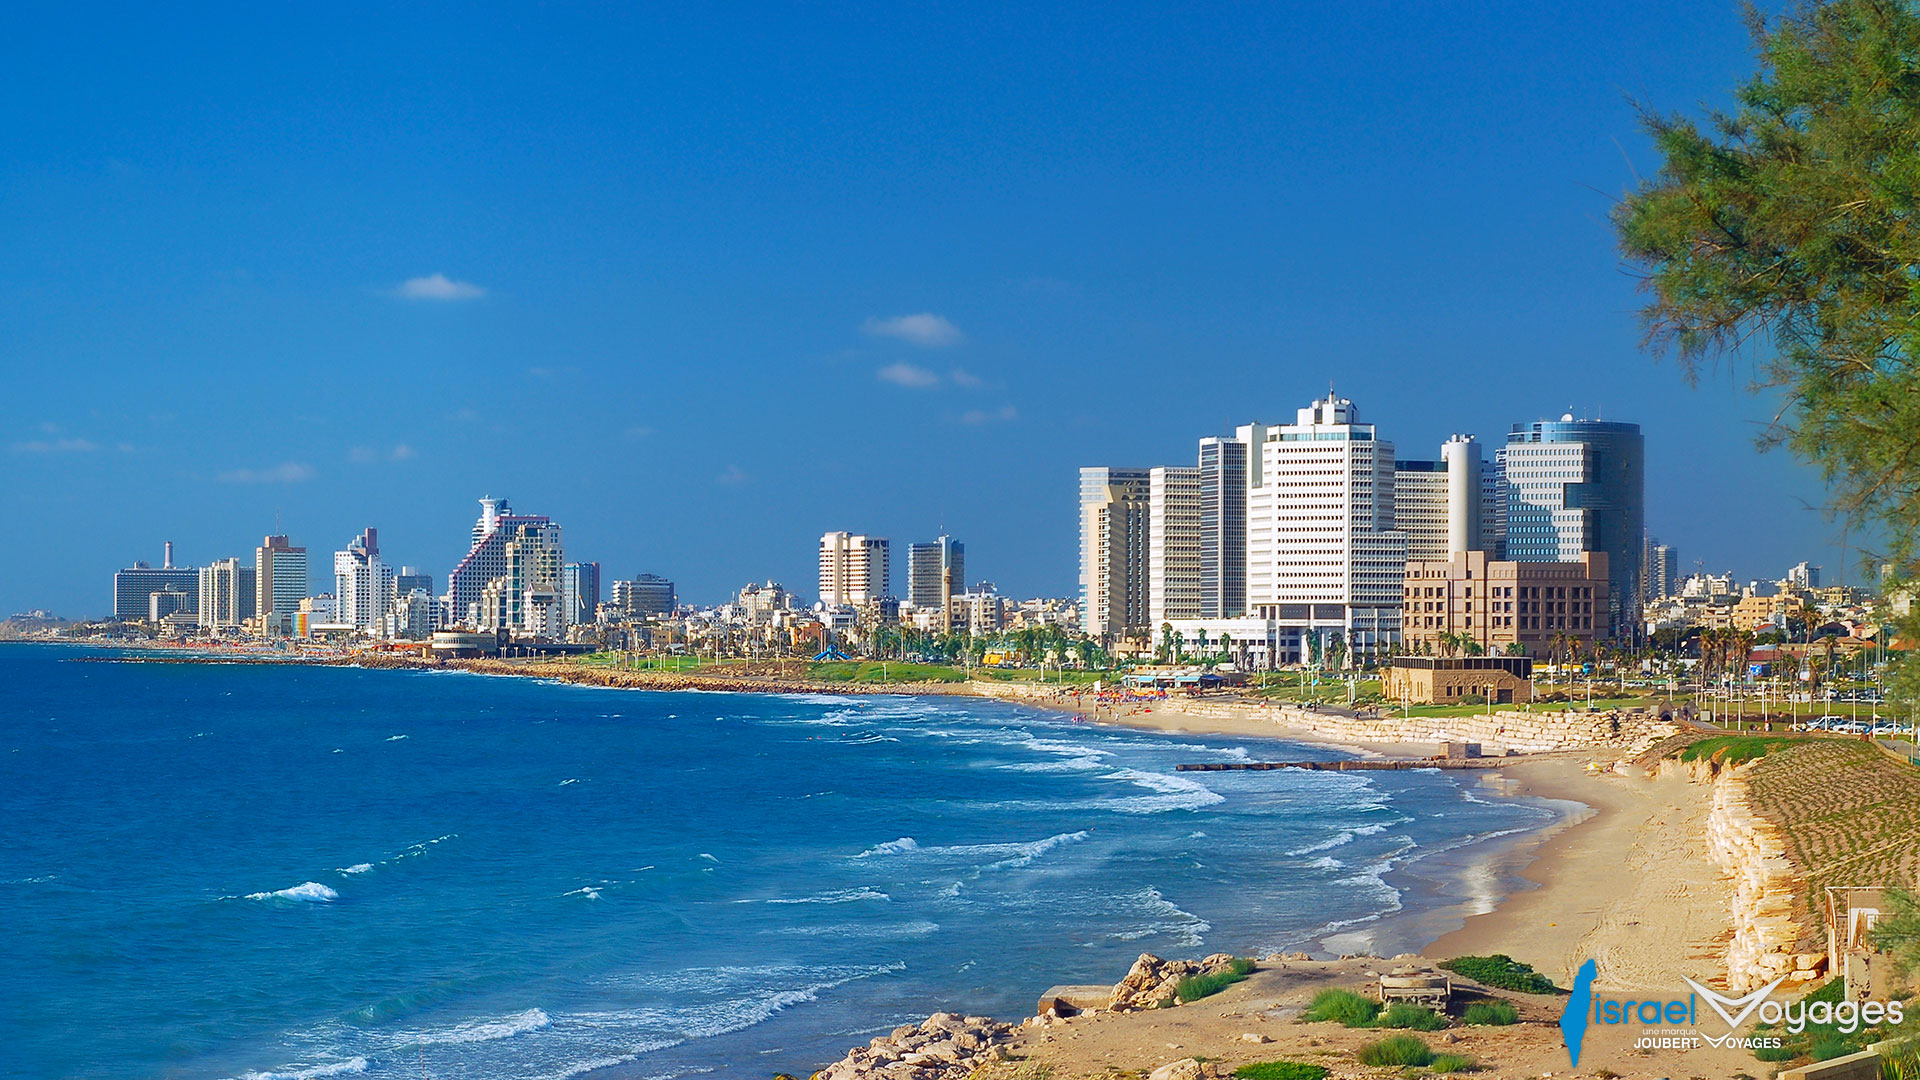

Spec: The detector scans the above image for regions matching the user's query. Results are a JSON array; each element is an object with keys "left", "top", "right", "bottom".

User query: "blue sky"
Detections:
[{"left": 0, "top": 3, "right": 1861, "bottom": 616}]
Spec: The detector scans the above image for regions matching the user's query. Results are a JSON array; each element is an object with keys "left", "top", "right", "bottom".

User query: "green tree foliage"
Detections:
[
  {"left": 1871, "top": 886, "right": 1920, "bottom": 977},
  {"left": 1614, "top": 0, "right": 1920, "bottom": 576}
]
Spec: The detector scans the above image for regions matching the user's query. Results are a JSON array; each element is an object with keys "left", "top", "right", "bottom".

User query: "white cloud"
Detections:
[
  {"left": 948, "top": 367, "right": 983, "bottom": 388},
  {"left": 716, "top": 464, "right": 749, "bottom": 485},
  {"left": 219, "top": 462, "right": 316, "bottom": 484},
  {"left": 877, "top": 362, "right": 942, "bottom": 388},
  {"left": 394, "top": 273, "right": 487, "bottom": 301},
  {"left": 11, "top": 438, "right": 98, "bottom": 454},
  {"left": 960, "top": 405, "right": 1019, "bottom": 425},
  {"left": 862, "top": 313, "right": 963, "bottom": 348},
  {"left": 389, "top": 443, "right": 416, "bottom": 461}
]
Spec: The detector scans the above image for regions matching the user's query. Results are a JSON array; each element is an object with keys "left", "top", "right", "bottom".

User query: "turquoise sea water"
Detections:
[{"left": 0, "top": 645, "right": 1560, "bottom": 1080}]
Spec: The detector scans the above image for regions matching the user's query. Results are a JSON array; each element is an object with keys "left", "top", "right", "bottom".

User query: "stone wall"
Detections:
[{"left": 1684, "top": 757, "right": 1827, "bottom": 991}]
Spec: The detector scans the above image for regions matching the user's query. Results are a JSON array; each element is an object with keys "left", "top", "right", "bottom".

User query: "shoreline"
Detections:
[{"left": 52, "top": 642, "right": 1732, "bottom": 1075}]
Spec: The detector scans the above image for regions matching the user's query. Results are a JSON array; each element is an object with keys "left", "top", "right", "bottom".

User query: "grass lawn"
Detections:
[{"left": 805, "top": 661, "right": 970, "bottom": 683}]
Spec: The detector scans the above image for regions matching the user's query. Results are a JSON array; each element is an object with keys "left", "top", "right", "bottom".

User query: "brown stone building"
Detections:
[
  {"left": 1383, "top": 655, "right": 1534, "bottom": 705},
  {"left": 1401, "top": 551, "right": 1608, "bottom": 659}
]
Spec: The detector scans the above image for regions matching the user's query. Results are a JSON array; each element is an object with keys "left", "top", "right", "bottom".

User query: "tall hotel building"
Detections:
[
  {"left": 1394, "top": 434, "right": 1502, "bottom": 562},
  {"left": 818, "top": 532, "right": 890, "bottom": 607},
  {"left": 1078, "top": 468, "right": 1150, "bottom": 637},
  {"left": 1242, "top": 393, "right": 1405, "bottom": 659},
  {"left": 112, "top": 543, "right": 198, "bottom": 621},
  {"left": 254, "top": 535, "right": 308, "bottom": 635},
  {"left": 333, "top": 527, "right": 395, "bottom": 633},
  {"left": 197, "top": 557, "right": 257, "bottom": 630},
  {"left": 1197, "top": 436, "right": 1248, "bottom": 619},
  {"left": 906, "top": 537, "right": 964, "bottom": 613},
  {"left": 448, "top": 497, "right": 566, "bottom": 633},
  {"left": 1500, "top": 416, "right": 1645, "bottom": 635},
  {"left": 1147, "top": 466, "right": 1202, "bottom": 625}
]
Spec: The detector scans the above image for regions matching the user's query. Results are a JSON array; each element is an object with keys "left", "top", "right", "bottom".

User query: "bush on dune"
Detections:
[
  {"left": 1438, "top": 954, "right": 1559, "bottom": 994},
  {"left": 1300, "top": 987, "right": 1379, "bottom": 1026},
  {"left": 1355, "top": 1034, "right": 1434, "bottom": 1066}
]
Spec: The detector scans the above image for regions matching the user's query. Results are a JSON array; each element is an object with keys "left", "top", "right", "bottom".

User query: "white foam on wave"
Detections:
[
  {"left": 1099, "top": 767, "right": 1225, "bottom": 813},
  {"left": 412, "top": 1007, "right": 552, "bottom": 1045},
  {"left": 337, "top": 863, "right": 373, "bottom": 875},
  {"left": 234, "top": 1057, "right": 368, "bottom": 1080},
  {"left": 1102, "top": 885, "right": 1211, "bottom": 949},
  {"left": 759, "top": 887, "right": 890, "bottom": 905},
  {"left": 385, "top": 734, "right": 408, "bottom": 742},
  {"left": 531, "top": 1055, "right": 640, "bottom": 1080},
  {"left": 854, "top": 837, "right": 920, "bottom": 858},
  {"left": 564, "top": 886, "right": 602, "bottom": 900},
  {"left": 246, "top": 881, "right": 338, "bottom": 903},
  {"left": 1285, "top": 831, "right": 1355, "bottom": 857},
  {"left": 1306, "top": 855, "right": 1342, "bottom": 870}
]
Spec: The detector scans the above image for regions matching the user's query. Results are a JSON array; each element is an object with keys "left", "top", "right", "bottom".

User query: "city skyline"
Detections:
[{"left": 0, "top": 4, "right": 1867, "bottom": 617}]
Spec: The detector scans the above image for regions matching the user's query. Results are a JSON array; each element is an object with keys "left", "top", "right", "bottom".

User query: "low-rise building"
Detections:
[{"left": 1384, "top": 655, "right": 1535, "bottom": 705}]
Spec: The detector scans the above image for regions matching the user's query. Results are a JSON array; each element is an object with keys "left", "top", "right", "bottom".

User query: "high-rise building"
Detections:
[
  {"left": 562, "top": 562, "right": 601, "bottom": 625},
  {"left": 1396, "top": 434, "right": 1495, "bottom": 563},
  {"left": 198, "top": 558, "right": 257, "bottom": 630},
  {"left": 818, "top": 532, "right": 890, "bottom": 607},
  {"left": 147, "top": 586, "right": 193, "bottom": 623},
  {"left": 1197, "top": 436, "right": 1248, "bottom": 619},
  {"left": 447, "top": 497, "right": 563, "bottom": 629},
  {"left": 254, "top": 535, "right": 309, "bottom": 634},
  {"left": 612, "top": 573, "right": 676, "bottom": 617},
  {"left": 1243, "top": 393, "right": 1405, "bottom": 659},
  {"left": 1786, "top": 561, "right": 1821, "bottom": 590},
  {"left": 1501, "top": 416, "right": 1645, "bottom": 636},
  {"left": 333, "top": 528, "right": 395, "bottom": 633},
  {"left": 394, "top": 566, "right": 433, "bottom": 598},
  {"left": 386, "top": 588, "right": 440, "bottom": 639},
  {"left": 503, "top": 522, "right": 567, "bottom": 637},
  {"left": 906, "top": 537, "right": 964, "bottom": 611},
  {"left": 1078, "top": 467, "right": 1151, "bottom": 637},
  {"left": 1148, "top": 466, "right": 1203, "bottom": 625},
  {"left": 112, "top": 543, "right": 198, "bottom": 621},
  {"left": 1645, "top": 539, "right": 1678, "bottom": 601}
]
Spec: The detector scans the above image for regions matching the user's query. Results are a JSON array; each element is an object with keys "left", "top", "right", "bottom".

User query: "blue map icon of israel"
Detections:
[{"left": 1561, "top": 959, "right": 1597, "bottom": 1066}]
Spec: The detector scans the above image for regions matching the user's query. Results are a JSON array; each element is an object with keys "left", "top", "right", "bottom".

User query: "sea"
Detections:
[{"left": 0, "top": 644, "right": 1569, "bottom": 1080}]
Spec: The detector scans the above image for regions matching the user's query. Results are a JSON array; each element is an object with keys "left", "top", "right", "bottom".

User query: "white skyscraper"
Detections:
[
  {"left": 1243, "top": 393, "right": 1405, "bottom": 661},
  {"left": 334, "top": 528, "right": 395, "bottom": 634},
  {"left": 448, "top": 497, "right": 565, "bottom": 632},
  {"left": 197, "top": 558, "right": 256, "bottom": 630},
  {"left": 1148, "top": 465, "right": 1203, "bottom": 625},
  {"left": 1395, "top": 434, "right": 1494, "bottom": 563},
  {"left": 818, "top": 532, "right": 890, "bottom": 607}
]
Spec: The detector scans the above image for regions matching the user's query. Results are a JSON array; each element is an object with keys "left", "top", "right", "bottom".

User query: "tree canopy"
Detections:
[{"left": 1614, "top": 0, "right": 1920, "bottom": 573}]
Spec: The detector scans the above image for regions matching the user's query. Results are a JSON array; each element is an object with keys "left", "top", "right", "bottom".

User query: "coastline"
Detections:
[{"left": 55, "top": 644, "right": 1733, "bottom": 1076}]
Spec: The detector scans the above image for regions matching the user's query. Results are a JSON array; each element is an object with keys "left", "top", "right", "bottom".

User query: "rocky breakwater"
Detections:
[{"left": 811, "top": 1013, "right": 1017, "bottom": 1080}]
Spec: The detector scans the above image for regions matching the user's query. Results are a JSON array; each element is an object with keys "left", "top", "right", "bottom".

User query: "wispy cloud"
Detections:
[
  {"left": 11, "top": 438, "right": 98, "bottom": 454},
  {"left": 960, "top": 405, "right": 1019, "bottom": 425},
  {"left": 862, "top": 313, "right": 963, "bottom": 348},
  {"left": 394, "top": 273, "right": 486, "bottom": 301},
  {"left": 716, "top": 464, "right": 750, "bottom": 485},
  {"left": 948, "top": 368, "right": 984, "bottom": 388},
  {"left": 348, "top": 444, "right": 415, "bottom": 464},
  {"left": 219, "top": 462, "right": 316, "bottom": 484},
  {"left": 877, "top": 362, "right": 942, "bottom": 388}
]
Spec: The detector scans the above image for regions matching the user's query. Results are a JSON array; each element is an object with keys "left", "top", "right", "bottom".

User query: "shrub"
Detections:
[
  {"left": 1461, "top": 1000, "right": 1519, "bottom": 1025},
  {"left": 1752, "top": 1044, "right": 1794, "bottom": 1063},
  {"left": 1355, "top": 1034, "right": 1434, "bottom": 1067},
  {"left": 1173, "top": 959, "right": 1255, "bottom": 1003},
  {"left": 1231, "top": 1064, "right": 1330, "bottom": 1080},
  {"left": 1811, "top": 1035, "right": 1853, "bottom": 1061},
  {"left": 1438, "top": 954, "right": 1559, "bottom": 994},
  {"left": 1376, "top": 1002, "right": 1447, "bottom": 1031},
  {"left": 1429, "top": 1053, "right": 1477, "bottom": 1074},
  {"left": 1300, "top": 987, "right": 1380, "bottom": 1027}
]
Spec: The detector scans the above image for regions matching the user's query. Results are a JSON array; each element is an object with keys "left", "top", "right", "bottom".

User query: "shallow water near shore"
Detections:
[{"left": 0, "top": 645, "right": 1562, "bottom": 1079}]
